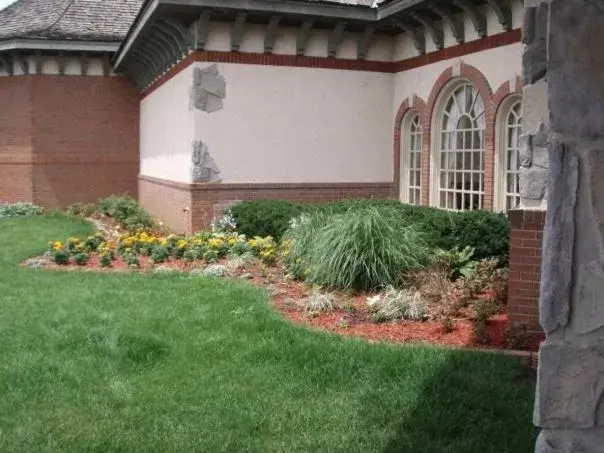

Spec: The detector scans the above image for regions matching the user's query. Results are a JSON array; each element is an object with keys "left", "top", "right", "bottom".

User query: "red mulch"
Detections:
[{"left": 33, "top": 254, "right": 543, "bottom": 352}]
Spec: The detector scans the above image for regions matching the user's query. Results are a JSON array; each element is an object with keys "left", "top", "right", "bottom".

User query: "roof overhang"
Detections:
[
  {"left": 114, "top": 0, "right": 380, "bottom": 68},
  {"left": 0, "top": 39, "right": 120, "bottom": 54}
]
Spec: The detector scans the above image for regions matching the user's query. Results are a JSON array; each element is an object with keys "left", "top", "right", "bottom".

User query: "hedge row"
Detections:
[{"left": 229, "top": 199, "right": 510, "bottom": 264}]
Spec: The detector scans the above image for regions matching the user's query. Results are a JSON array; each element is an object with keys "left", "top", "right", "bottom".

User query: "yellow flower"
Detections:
[
  {"left": 208, "top": 238, "right": 224, "bottom": 249},
  {"left": 68, "top": 237, "right": 80, "bottom": 244},
  {"left": 177, "top": 239, "right": 187, "bottom": 249},
  {"left": 160, "top": 239, "right": 168, "bottom": 247}
]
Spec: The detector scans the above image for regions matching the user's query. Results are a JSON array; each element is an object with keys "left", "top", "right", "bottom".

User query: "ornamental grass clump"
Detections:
[{"left": 285, "top": 208, "right": 428, "bottom": 290}]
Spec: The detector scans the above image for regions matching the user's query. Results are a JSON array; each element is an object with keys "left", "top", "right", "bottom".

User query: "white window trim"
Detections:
[
  {"left": 399, "top": 110, "right": 422, "bottom": 205},
  {"left": 494, "top": 96, "right": 522, "bottom": 212},
  {"left": 429, "top": 78, "right": 486, "bottom": 211}
]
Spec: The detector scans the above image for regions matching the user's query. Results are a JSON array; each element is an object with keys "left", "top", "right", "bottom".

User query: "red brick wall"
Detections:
[
  {"left": 0, "top": 77, "right": 33, "bottom": 202},
  {"left": 507, "top": 209, "right": 546, "bottom": 333},
  {"left": 0, "top": 75, "right": 139, "bottom": 207},
  {"left": 30, "top": 76, "right": 139, "bottom": 206},
  {"left": 140, "top": 175, "right": 394, "bottom": 234}
]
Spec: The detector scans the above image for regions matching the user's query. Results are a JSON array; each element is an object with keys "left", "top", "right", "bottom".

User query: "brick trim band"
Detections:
[
  {"left": 139, "top": 174, "right": 394, "bottom": 233},
  {"left": 141, "top": 29, "right": 521, "bottom": 98}
]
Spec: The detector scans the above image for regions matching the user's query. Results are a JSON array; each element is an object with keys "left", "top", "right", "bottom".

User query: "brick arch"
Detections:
[
  {"left": 393, "top": 95, "right": 427, "bottom": 200},
  {"left": 492, "top": 75, "right": 522, "bottom": 121},
  {"left": 425, "top": 62, "right": 496, "bottom": 209},
  {"left": 492, "top": 76, "right": 522, "bottom": 211}
]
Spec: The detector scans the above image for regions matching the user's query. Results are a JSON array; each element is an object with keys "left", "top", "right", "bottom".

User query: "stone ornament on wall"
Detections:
[
  {"left": 190, "top": 64, "right": 226, "bottom": 113},
  {"left": 191, "top": 140, "right": 221, "bottom": 183}
]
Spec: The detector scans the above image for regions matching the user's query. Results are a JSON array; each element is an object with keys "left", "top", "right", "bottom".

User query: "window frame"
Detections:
[
  {"left": 429, "top": 80, "right": 486, "bottom": 211},
  {"left": 400, "top": 110, "right": 422, "bottom": 205},
  {"left": 494, "top": 96, "right": 523, "bottom": 212}
]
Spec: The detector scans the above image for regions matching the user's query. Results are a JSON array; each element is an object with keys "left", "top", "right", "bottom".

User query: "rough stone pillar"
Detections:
[{"left": 530, "top": 0, "right": 604, "bottom": 451}]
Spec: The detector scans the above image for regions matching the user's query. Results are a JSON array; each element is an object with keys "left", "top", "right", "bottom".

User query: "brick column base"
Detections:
[{"left": 507, "top": 209, "right": 546, "bottom": 334}]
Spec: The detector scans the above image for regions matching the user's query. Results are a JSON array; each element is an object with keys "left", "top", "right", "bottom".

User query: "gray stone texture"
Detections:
[
  {"left": 539, "top": 142, "right": 578, "bottom": 334},
  {"left": 535, "top": 342, "right": 604, "bottom": 428},
  {"left": 548, "top": 0, "right": 604, "bottom": 139},
  {"left": 523, "top": 39, "right": 547, "bottom": 85},
  {"left": 531, "top": 0, "right": 604, "bottom": 450},
  {"left": 520, "top": 165, "right": 548, "bottom": 200},
  {"left": 536, "top": 429, "right": 604, "bottom": 453},
  {"left": 190, "top": 64, "right": 227, "bottom": 113},
  {"left": 191, "top": 140, "right": 221, "bottom": 183}
]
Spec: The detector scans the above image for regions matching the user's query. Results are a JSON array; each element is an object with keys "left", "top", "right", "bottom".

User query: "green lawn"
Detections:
[{"left": 0, "top": 214, "right": 536, "bottom": 453}]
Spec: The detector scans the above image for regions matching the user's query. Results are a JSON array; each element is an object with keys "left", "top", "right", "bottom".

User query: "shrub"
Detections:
[
  {"left": 150, "top": 246, "right": 169, "bottom": 264},
  {"left": 66, "top": 202, "right": 96, "bottom": 217},
  {"left": 123, "top": 253, "right": 140, "bottom": 269},
  {"left": 211, "top": 210, "right": 237, "bottom": 233},
  {"left": 99, "top": 253, "right": 113, "bottom": 268},
  {"left": 96, "top": 195, "right": 153, "bottom": 231},
  {"left": 0, "top": 202, "right": 42, "bottom": 219},
  {"left": 504, "top": 323, "right": 530, "bottom": 350},
  {"left": 472, "top": 299, "right": 500, "bottom": 345},
  {"left": 73, "top": 252, "right": 89, "bottom": 266},
  {"left": 286, "top": 208, "right": 428, "bottom": 290},
  {"left": 304, "top": 290, "right": 334, "bottom": 314},
  {"left": 230, "top": 199, "right": 510, "bottom": 263},
  {"left": 230, "top": 200, "right": 304, "bottom": 241},
  {"left": 368, "top": 287, "right": 428, "bottom": 323},
  {"left": 203, "top": 250, "right": 219, "bottom": 263},
  {"left": 84, "top": 234, "right": 105, "bottom": 252}
]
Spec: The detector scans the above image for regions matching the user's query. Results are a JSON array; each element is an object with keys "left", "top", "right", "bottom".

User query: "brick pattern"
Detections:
[
  {"left": 142, "top": 29, "right": 522, "bottom": 99},
  {"left": 0, "top": 75, "right": 139, "bottom": 207},
  {"left": 507, "top": 209, "right": 546, "bottom": 333},
  {"left": 0, "top": 77, "right": 32, "bottom": 202},
  {"left": 140, "top": 175, "right": 394, "bottom": 233}
]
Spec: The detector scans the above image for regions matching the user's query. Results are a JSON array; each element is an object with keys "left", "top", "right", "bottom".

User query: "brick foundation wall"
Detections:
[
  {"left": 139, "top": 175, "right": 394, "bottom": 234},
  {"left": 0, "top": 75, "right": 139, "bottom": 207},
  {"left": 507, "top": 209, "right": 546, "bottom": 333},
  {"left": 0, "top": 77, "right": 33, "bottom": 202}
]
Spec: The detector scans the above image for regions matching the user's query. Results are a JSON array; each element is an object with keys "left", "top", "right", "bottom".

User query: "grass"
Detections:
[{"left": 0, "top": 214, "right": 536, "bottom": 453}]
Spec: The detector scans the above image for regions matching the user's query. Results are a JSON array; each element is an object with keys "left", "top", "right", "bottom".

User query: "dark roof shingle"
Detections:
[{"left": 0, "top": 0, "right": 144, "bottom": 42}]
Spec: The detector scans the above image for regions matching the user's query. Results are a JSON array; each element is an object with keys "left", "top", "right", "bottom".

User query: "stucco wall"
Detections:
[
  {"left": 192, "top": 62, "right": 393, "bottom": 184},
  {"left": 140, "top": 65, "right": 195, "bottom": 182}
]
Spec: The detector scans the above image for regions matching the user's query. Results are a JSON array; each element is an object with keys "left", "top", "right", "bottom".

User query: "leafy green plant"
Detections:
[
  {"left": 99, "top": 252, "right": 113, "bottom": 268},
  {"left": 51, "top": 250, "right": 70, "bottom": 265},
  {"left": 435, "top": 246, "right": 476, "bottom": 279},
  {"left": 0, "top": 202, "right": 42, "bottom": 219},
  {"left": 83, "top": 233, "right": 105, "bottom": 252},
  {"left": 287, "top": 208, "right": 428, "bottom": 290},
  {"left": 182, "top": 250, "right": 198, "bottom": 263},
  {"left": 203, "top": 250, "right": 219, "bottom": 263},
  {"left": 96, "top": 195, "right": 153, "bottom": 231},
  {"left": 150, "top": 246, "right": 169, "bottom": 264},
  {"left": 73, "top": 252, "right": 89, "bottom": 266},
  {"left": 230, "top": 199, "right": 305, "bottom": 241},
  {"left": 231, "top": 199, "right": 510, "bottom": 263},
  {"left": 123, "top": 253, "right": 140, "bottom": 269}
]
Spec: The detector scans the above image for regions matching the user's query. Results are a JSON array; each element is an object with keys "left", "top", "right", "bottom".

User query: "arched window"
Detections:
[
  {"left": 401, "top": 112, "right": 422, "bottom": 205},
  {"left": 499, "top": 100, "right": 522, "bottom": 211},
  {"left": 436, "top": 83, "right": 485, "bottom": 211}
]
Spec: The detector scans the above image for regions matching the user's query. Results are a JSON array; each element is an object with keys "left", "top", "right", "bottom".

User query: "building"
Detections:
[{"left": 0, "top": 0, "right": 540, "bottom": 330}]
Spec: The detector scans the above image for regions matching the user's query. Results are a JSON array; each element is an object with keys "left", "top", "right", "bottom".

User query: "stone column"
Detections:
[{"left": 530, "top": 0, "right": 604, "bottom": 451}]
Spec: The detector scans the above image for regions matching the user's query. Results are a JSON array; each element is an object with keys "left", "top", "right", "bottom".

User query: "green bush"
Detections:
[
  {"left": 231, "top": 199, "right": 510, "bottom": 263},
  {"left": 230, "top": 200, "right": 305, "bottom": 241},
  {"left": 96, "top": 195, "right": 153, "bottom": 231},
  {"left": 0, "top": 202, "right": 42, "bottom": 219},
  {"left": 286, "top": 208, "right": 429, "bottom": 290},
  {"left": 73, "top": 252, "right": 89, "bottom": 266}
]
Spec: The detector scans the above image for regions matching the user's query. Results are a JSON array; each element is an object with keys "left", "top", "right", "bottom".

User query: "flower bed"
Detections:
[{"left": 30, "top": 224, "right": 541, "bottom": 352}]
